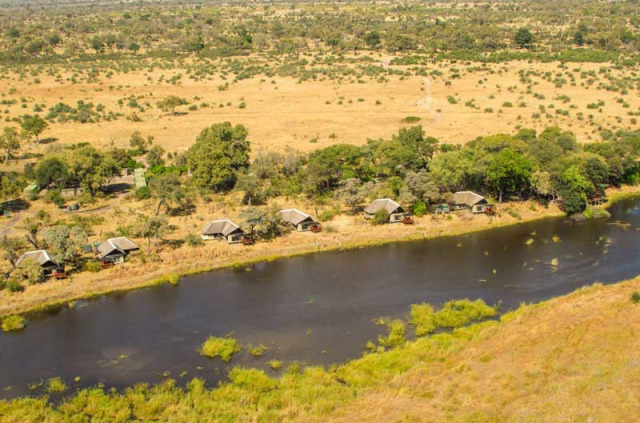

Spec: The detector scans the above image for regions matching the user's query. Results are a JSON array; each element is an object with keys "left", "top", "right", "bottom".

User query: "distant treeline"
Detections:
[{"left": 0, "top": 0, "right": 639, "bottom": 63}]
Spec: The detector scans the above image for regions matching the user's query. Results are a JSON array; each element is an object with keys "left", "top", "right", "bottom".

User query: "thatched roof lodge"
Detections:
[
  {"left": 201, "top": 219, "right": 244, "bottom": 243},
  {"left": 451, "top": 191, "right": 488, "bottom": 214},
  {"left": 98, "top": 237, "right": 140, "bottom": 263},
  {"left": 364, "top": 198, "right": 405, "bottom": 223},
  {"left": 16, "top": 250, "right": 59, "bottom": 275},
  {"left": 278, "top": 209, "right": 317, "bottom": 232}
]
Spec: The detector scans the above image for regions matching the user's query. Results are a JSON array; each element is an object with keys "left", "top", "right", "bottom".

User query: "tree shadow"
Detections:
[
  {"left": 38, "top": 137, "right": 58, "bottom": 145},
  {"left": 0, "top": 198, "right": 30, "bottom": 212}
]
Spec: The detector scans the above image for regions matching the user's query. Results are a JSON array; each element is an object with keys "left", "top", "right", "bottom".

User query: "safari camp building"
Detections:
[
  {"left": 97, "top": 237, "right": 140, "bottom": 263},
  {"left": 364, "top": 199, "right": 405, "bottom": 223},
  {"left": 451, "top": 191, "right": 488, "bottom": 214},
  {"left": 278, "top": 209, "right": 317, "bottom": 232},
  {"left": 201, "top": 219, "right": 244, "bottom": 243},
  {"left": 16, "top": 250, "right": 59, "bottom": 276}
]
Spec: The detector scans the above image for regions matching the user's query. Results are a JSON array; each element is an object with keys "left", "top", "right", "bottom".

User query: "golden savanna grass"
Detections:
[{"left": 1, "top": 57, "right": 638, "bottom": 163}]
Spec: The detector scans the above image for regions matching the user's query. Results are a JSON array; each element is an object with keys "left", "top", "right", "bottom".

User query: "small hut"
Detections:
[
  {"left": 278, "top": 209, "right": 317, "bottom": 232},
  {"left": 16, "top": 250, "right": 59, "bottom": 276},
  {"left": 364, "top": 199, "right": 405, "bottom": 223},
  {"left": 201, "top": 219, "right": 245, "bottom": 243},
  {"left": 451, "top": 191, "right": 488, "bottom": 214},
  {"left": 97, "top": 237, "right": 140, "bottom": 264},
  {"left": 134, "top": 168, "right": 147, "bottom": 189}
]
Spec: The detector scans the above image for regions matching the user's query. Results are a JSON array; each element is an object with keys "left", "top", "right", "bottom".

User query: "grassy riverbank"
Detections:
[
  {"left": 1, "top": 185, "right": 639, "bottom": 319},
  {"left": 2, "top": 273, "right": 640, "bottom": 422}
]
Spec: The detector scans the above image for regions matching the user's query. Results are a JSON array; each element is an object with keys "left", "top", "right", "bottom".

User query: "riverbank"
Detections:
[
  {"left": 1, "top": 185, "right": 638, "bottom": 319},
  {"left": 2, "top": 272, "right": 639, "bottom": 421}
]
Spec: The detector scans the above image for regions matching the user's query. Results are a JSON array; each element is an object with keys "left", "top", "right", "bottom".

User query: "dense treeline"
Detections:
[
  {"left": 0, "top": 0, "right": 639, "bottom": 63},
  {"left": 3, "top": 122, "right": 639, "bottom": 220}
]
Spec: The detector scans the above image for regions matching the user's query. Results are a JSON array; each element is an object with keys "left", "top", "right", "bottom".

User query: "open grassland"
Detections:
[
  {"left": 2, "top": 271, "right": 639, "bottom": 422},
  {"left": 1, "top": 57, "right": 639, "bottom": 165}
]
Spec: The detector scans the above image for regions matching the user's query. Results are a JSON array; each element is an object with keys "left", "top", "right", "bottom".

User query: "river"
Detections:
[{"left": 1, "top": 197, "right": 639, "bottom": 398}]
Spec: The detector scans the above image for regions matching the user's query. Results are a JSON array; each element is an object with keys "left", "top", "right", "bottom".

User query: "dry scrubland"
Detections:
[{"left": 1, "top": 57, "right": 639, "bottom": 160}]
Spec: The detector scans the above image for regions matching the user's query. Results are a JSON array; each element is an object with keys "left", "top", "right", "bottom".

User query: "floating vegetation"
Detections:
[
  {"left": 46, "top": 377, "right": 67, "bottom": 394},
  {"left": 525, "top": 238, "right": 535, "bottom": 245},
  {"left": 1, "top": 315, "right": 26, "bottom": 332},
  {"left": 372, "top": 316, "right": 389, "bottom": 326},
  {"left": 200, "top": 336, "right": 242, "bottom": 362},
  {"left": 376, "top": 319, "right": 406, "bottom": 350},
  {"left": 248, "top": 344, "right": 268, "bottom": 357},
  {"left": 456, "top": 242, "right": 463, "bottom": 247},
  {"left": 550, "top": 258, "right": 559, "bottom": 268},
  {"left": 552, "top": 234, "right": 561, "bottom": 243},
  {"left": 484, "top": 250, "right": 489, "bottom": 256},
  {"left": 267, "top": 360, "right": 283, "bottom": 370}
]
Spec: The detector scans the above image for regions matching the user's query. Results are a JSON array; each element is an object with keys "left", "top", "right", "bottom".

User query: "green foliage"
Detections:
[
  {"left": 45, "top": 377, "right": 67, "bottom": 394},
  {"left": 434, "top": 299, "right": 497, "bottom": 328},
  {"left": 186, "top": 122, "right": 250, "bottom": 192},
  {"left": 85, "top": 261, "right": 102, "bottom": 273},
  {"left": 228, "top": 368, "right": 277, "bottom": 392},
  {"left": 408, "top": 303, "right": 436, "bottom": 336},
  {"left": 514, "top": 27, "right": 535, "bottom": 49},
  {"left": 185, "top": 233, "right": 203, "bottom": 247},
  {"left": 12, "top": 258, "right": 44, "bottom": 285},
  {"left": 41, "top": 225, "right": 87, "bottom": 263},
  {"left": 200, "top": 336, "right": 241, "bottom": 362},
  {"left": 377, "top": 319, "right": 406, "bottom": 349},
  {"left": 370, "top": 209, "right": 390, "bottom": 225},
  {"left": 631, "top": 292, "right": 640, "bottom": 304},
  {"left": 1, "top": 314, "right": 26, "bottom": 332}
]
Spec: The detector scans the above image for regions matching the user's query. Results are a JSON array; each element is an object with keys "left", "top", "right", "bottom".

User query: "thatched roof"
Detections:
[
  {"left": 364, "top": 199, "right": 404, "bottom": 215},
  {"left": 278, "top": 209, "right": 314, "bottom": 225},
  {"left": 452, "top": 191, "right": 487, "bottom": 207},
  {"left": 202, "top": 219, "right": 243, "bottom": 237},
  {"left": 98, "top": 237, "right": 140, "bottom": 257},
  {"left": 16, "top": 250, "right": 57, "bottom": 267}
]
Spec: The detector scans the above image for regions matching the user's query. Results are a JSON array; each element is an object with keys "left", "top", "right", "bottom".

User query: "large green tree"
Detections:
[
  {"left": 486, "top": 149, "right": 533, "bottom": 203},
  {"left": 186, "top": 123, "right": 250, "bottom": 192},
  {"left": 21, "top": 115, "right": 48, "bottom": 144}
]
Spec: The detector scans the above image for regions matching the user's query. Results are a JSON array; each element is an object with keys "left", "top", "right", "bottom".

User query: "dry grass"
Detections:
[{"left": 0, "top": 58, "right": 638, "bottom": 168}]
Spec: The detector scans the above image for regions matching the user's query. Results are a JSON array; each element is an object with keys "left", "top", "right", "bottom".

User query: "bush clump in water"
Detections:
[
  {"left": 46, "top": 377, "right": 67, "bottom": 394},
  {"left": 408, "top": 303, "right": 436, "bottom": 336},
  {"left": 434, "top": 299, "right": 497, "bottom": 328},
  {"left": 1, "top": 315, "right": 26, "bottom": 332},
  {"left": 200, "top": 336, "right": 241, "bottom": 362}
]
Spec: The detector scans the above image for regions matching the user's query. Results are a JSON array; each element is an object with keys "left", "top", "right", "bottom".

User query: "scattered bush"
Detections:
[
  {"left": 185, "top": 233, "right": 204, "bottom": 247},
  {"left": 85, "top": 261, "right": 102, "bottom": 273},
  {"left": 46, "top": 377, "right": 67, "bottom": 394},
  {"left": 631, "top": 292, "right": 640, "bottom": 304}
]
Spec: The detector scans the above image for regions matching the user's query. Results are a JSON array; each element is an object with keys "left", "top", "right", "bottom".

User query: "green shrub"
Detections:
[
  {"left": 631, "top": 292, "right": 640, "bottom": 304},
  {"left": 318, "top": 206, "right": 341, "bottom": 222},
  {"left": 5, "top": 278, "right": 24, "bottom": 292},
  {"left": 2, "top": 315, "right": 26, "bottom": 332},
  {"left": 408, "top": 303, "right": 436, "bottom": 336},
  {"left": 412, "top": 202, "right": 427, "bottom": 217},
  {"left": 370, "top": 209, "right": 389, "bottom": 225},
  {"left": 135, "top": 186, "right": 151, "bottom": 200},
  {"left": 85, "top": 261, "right": 102, "bottom": 273},
  {"left": 200, "top": 336, "right": 241, "bottom": 362},
  {"left": 434, "top": 299, "right": 497, "bottom": 328},
  {"left": 401, "top": 116, "right": 421, "bottom": 123},
  {"left": 185, "top": 233, "right": 203, "bottom": 247}
]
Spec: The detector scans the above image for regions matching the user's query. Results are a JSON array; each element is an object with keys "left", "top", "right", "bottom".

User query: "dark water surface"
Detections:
[{"left": 1, "top": 198, "right": 640, "bottom": 398}]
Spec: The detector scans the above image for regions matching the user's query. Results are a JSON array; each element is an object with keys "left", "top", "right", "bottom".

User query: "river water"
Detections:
[{"left": 1, "top": 197, "right": 639, "bottom": 398}]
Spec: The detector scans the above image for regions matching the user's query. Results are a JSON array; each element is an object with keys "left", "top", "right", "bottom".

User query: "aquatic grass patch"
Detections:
[
  {"left": 434, "top": 299, "right": 497, "bottom": 328},
  {"left": 1, "top": 315, "right": 26, "bottom": 332},
  {"left": 46, "top": 377, "right": 67, "bottom": 394},
  {"left": 408, "top": 303, "right": 436, "bottom": 336},
  {"left": 200, "top": 336, "right": 241, "bottom": 362},
  {"left": 248, "top": 344, "right": 268, "bottom": 357}
]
